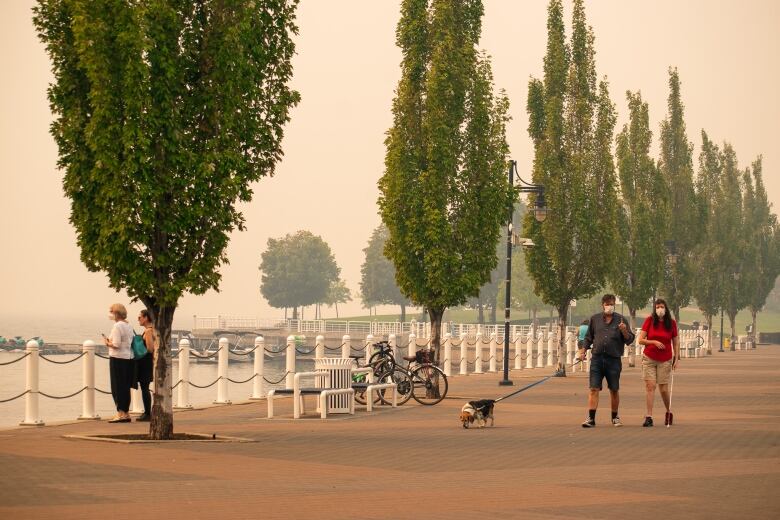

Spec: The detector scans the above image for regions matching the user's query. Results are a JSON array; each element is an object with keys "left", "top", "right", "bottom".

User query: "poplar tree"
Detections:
[
  {"left": 658, "top": 69, "right": 697, "bottom": 321},
  {"left": 610, "top": 91, "right": 667, "bottom": 365},
  {"left": 717, "top": 144, "right": 747, "bottom": 339},
  {"left": 692, "top": 131, "right": 723, "bottom": 342},
  {"left": 742, "top": 157, "right": 780, "bottom": 336},
  {"left": 34, "top": 0, "right": 300, "bottom": 439},
  {"left": 525, "top": 0, "right": 619, "bottom": 375},
  {"left": 360, "top": 225, "right": 410, "bottom": 321},
  {"left": 380, "top": 0, "right": 513, "bottom": 360}
]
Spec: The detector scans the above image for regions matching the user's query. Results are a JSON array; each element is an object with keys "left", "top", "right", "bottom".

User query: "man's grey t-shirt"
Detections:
[{"left": 583, "top": 312, "right": 635, "bottom": 358}]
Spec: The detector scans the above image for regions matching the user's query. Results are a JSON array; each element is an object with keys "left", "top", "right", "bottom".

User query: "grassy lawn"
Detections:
[{"left": 336, "top": 306, "right": 780, "bottom": 333}]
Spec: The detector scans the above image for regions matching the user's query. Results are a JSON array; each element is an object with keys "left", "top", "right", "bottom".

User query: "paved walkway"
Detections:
[{"left": 1, "top": 347, "right": 778, "bottom": 519}]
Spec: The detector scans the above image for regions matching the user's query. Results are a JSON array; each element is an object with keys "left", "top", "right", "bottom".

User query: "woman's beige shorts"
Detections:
[{"left": 642, "top": 355, "right": 672, "bottom": 384}]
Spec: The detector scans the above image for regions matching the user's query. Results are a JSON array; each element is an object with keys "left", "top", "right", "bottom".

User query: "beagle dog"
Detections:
[{"left": 459, "top": 399, "right": 495, "bottom": 428}]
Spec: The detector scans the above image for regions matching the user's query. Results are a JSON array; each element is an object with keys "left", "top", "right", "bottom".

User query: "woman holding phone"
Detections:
[
  {"left": 637, "top": 298, "right": 679, "bottom": 427},
  {"left": 104, "top": 303, "right": 134, "bottom": 423}
]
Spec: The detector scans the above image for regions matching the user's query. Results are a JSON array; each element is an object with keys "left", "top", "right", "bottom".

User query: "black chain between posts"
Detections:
[
  {"left": 39, "top": 352, "right": 86, "bottom": 364},
  {"left": 39, "top": 387, "right": 87, "bottom": 399},
  {"left": 350, "top": 342, "right": 370, "bottom": 352},
  {"left": 190, "top": 347, "right": 222, "bottom": 360},
  {"left": 263, "top": 371, "right": 290, "bottom": 385},
  {"left": 264, "top": 346, "right": 287, "bottom": 354},
  {"left": 95, "top": 352, "right": 111, "bottom": 359},
  {"left": 0, "top": 352, "right": 30, "bottom": 366},
  {"left": 324, "top": 344, "right": 344, "bottom": 351},
  {"left": 95, "top": 387, "right": 112, "bottom": 394},
  {"left": 295, "top": 347, "right": 317, "bottom": 355},
  {"left": 188, "top": 376, "right": 222, "bottom": 389},
  {"left": 0, "top": 390, "right": 30, "bottom": 403},
  {"left": 227, "top": 373, "right": 259, "bottom": 384},
  {"left": 171, "top": 380, "right": 183, "bottom": 389},
  {"left": 228, "top": 346, "right": 258, "bottom": 356}
]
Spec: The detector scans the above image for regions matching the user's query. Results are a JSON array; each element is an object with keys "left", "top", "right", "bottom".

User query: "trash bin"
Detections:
[{"left": 314, "top": 358, "right": 354, "bottom": 413}]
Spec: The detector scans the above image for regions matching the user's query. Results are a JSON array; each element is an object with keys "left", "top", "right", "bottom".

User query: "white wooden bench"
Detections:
[
  {"left": 267, "top": 371, "right": 355, "bottom": 419},
  {"left": 350, "top": 367, "right": 397, "bottom": 412}
]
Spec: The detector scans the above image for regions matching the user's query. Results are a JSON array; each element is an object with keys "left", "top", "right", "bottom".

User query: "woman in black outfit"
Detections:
[{"left": 134, "top": 309, "right": 157, "bottom": 422}]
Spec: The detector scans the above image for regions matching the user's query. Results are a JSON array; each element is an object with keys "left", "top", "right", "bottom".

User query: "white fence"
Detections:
[{"left": 2, "top": 325, "right": 722, "bottom": 425}]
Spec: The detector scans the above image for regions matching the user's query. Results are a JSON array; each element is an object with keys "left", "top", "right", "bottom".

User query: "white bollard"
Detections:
[
  {"left": 20, "top": 340, "right": 43, "bottom": 426},
  {"left": 366, "top": 334, "right": 374, "bottom": 364},
  {"left": 215, "top": 337, "right": 231, "bottom": 404},
  {"left": 526, "top": 332, "right": 534, "bottom": 370},
  {"left": 408, "top": 333, "right": 416, "bottom": 359},
  {"left": 342, "top": 334, "right": 351, "bottom": 359},
  {"left": 474, "top": 332, "right": 483, "bottom": 374},
  {"left": 443, "top": 333, "right": 452, "bottom": 377},
  {"left": 514, "top": 333, "right": 523, "bottom": 370},
  {"left": 78, "top": 340, "right": 99, "bottom": 420},
  {"left": 286, "top": 335, "right": 296, "bottom": 390},
  {"left": 566, "top": 333, "right": 575, "bottom": 366},
  {"left": 489, "top": 332, "right": 497, "bottom": 373},
  {"left": 315, "top": 335, "right": 325, "bottom": 360},
  {"left": 176, "top": 339, "right": 192, "bottom": 409},
  {"left": 547, "top": 330, "right": 555, "bottom": 367},
  {"left": 250, "top": 336, "right": 265, "bottom": 400},
  {"left": 459, "top": 333, "right": 468, "bottom": 375},
  {"left": 389, "top": 334, "right": 398, "bottom": 362}
]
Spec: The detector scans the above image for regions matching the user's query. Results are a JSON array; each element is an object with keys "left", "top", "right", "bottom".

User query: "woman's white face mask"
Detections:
[{"left": 656, "top": 307, "right": 666, "bottom": 317}]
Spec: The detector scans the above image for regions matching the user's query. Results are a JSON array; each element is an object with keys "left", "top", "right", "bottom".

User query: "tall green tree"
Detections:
[
  {"left": 324, "top": 278, "right": 352, "bottom": 319},
  {"left": 742, "top": 157, "right": 780, "bottom": 336},
  {"left": 379, "top": 0, "right": 513, "bottom": 359},
  {"left": 260, "top": 231, "right": 340, "bottom": 320},
  {"left": 692, "top": 131, "right": 723, "bottom": 338},
  {"left": 658, "top": 69, "right": 698, "bottom": 321},
  {"left": 34, "top": 0, "right": 299, "bottom": 439},
  {"left": 359, "top": 225, "right": 410, "bottom": 321},
  {"left": 467, "top": 238, "right": 503, "bottom": 324},
  {"left": 716, "top": 144, "right": 747, "bottom": 339},
  {"left": 610, "top": 91, "right": 667, "bottom": 333},
  {"left": 525, "top": 0, "right": 619, "bottom": 375}
]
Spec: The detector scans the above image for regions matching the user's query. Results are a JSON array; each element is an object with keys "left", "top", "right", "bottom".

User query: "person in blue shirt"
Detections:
[{"left": 578, "top": 320, "right": 589, "bottom": 350}]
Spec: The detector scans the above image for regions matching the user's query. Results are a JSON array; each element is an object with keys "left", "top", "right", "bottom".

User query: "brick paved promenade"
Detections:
[{"left": 1, "top": 346, "right": 778, "bottom": 519}]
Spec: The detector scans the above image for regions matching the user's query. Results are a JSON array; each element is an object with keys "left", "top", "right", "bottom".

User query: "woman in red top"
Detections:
[{"left": 637, "top": 298, "right": 679, "bottom": 427}]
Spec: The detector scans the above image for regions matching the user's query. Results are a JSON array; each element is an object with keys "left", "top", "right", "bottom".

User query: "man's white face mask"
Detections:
[{"left": 603, "top": 304, "right": 615, "bottom": 315}]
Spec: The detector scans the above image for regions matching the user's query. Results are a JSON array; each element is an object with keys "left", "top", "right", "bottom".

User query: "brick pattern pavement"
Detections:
[{"left": 0, "top": 347, "right": 778, "bottom": 519}]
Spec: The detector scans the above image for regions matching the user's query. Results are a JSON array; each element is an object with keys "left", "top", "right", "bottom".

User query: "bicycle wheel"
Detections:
[
  {"left": 411, "top": 364, "right": 448, "bottom": 405},
  {"left": 352, "top": 372, "right": 370, "bottom": 405},
  {"left": 368, "top": 350, "right": 396, "bottom": 371},
  {"left": 376, "top": 366, "right": 413, "bottom": 406}
]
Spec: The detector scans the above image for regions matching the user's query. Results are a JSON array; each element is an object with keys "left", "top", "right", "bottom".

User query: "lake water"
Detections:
[{"left": 0, "top": 352, "right": 314, "bottom": 428}]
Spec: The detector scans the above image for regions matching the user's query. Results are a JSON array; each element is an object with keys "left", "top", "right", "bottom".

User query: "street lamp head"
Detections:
[{"left": 534, "top": 191, "right": 547, "bottom": 223}]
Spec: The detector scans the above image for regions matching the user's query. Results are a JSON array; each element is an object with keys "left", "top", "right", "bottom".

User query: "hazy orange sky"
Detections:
[{"left": 1, "top": 0, "right": 778, "bottom": 324}]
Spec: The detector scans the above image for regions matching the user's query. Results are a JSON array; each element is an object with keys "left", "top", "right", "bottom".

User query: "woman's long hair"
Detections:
[{"left": 652, "top": 298, "right": 674, "bottom": 331}]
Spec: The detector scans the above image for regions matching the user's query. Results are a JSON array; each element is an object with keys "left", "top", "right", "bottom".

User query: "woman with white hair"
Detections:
[{"left": 104, "top": 303, "right": 134, "bottom": 423}]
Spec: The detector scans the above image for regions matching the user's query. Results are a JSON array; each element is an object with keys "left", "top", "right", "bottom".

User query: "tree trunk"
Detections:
[
  {"left": 628, "top": 307, "right": 637, "bottom": 367},
  {"left": 531, "top": 308, "right": 538, "bottom": 331},
  {"left": 673, "top": 305, "right": 681, "bottom": 325},
  {"left": 490, "top": 304, "right": 497, "bottom": 324},
  {"left": 554, "top": 303, "right": 569, "bottom": 376},
  {"left": 706, "top": 314, "right": 713, "bottom": 355},
  {"left": 400, "top": 303, "right": 406, "bottom": 323},
  {"left": 728, "top": 311, "right": 737, "bottom": 344},
  {"left": 148, "top": 303, "right": 175, "bottom": 440},
  {"left": 292, "top": 306, "right": 298, "bottom": 320},
  {"left": 284, "top": 307, "right": 287, "bottom": 320},
  {"left": 335, "top": 302, "right": 339, "bottom": 318},
  {"left": 428, "top": 307, "right": 444, "bottom": 364},
  {"left": 477, "top": 302, "right": 484, "bottom": 324}
]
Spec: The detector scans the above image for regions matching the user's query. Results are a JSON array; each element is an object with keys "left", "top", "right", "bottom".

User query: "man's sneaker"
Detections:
[
  {"left": 642, "top": 416, "right": 653, "bottom": 427},
  {"left": 581, "top": 417, "right": 596, "bottom": 428},
  {"left": 612, "top": 417, "right": 623, "bottom": 427}
]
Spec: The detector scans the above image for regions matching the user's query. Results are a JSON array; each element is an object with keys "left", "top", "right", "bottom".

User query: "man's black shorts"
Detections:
[{"left": 589, "top": 354, "right": 622, "bottom": 391}]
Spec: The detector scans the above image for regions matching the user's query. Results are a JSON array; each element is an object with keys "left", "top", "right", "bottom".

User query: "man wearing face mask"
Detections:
[{"left": 578, "top": 294, "right": 635, "bottom": 427}]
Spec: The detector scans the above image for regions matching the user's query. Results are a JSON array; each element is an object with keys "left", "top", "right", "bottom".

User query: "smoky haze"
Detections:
[{"left": 1, "top": 0, "right": 779, "bottom": 325}]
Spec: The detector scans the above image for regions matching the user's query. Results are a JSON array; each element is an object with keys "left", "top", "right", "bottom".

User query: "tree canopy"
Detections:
[
  {"left": 259, "top": 230, "right": 340, "bottom": 319},
  {"left": 33, "top": 0, "right": 299, "bottom": 439},
  {"left": 379, "top": 0, "right": 513, "bottom": 356},
  {"left": 360, "top": 225, "right": 410, "bottom": 320},
  {"left": 525, "top": 0, "right": 619, "bottom": 374}
]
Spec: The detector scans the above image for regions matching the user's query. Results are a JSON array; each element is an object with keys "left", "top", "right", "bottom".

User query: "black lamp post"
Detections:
[{"left": 500, "top": 160, "right": 547, "bottom": 387}]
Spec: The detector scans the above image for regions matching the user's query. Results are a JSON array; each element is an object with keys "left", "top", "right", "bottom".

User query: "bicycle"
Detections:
[
  {"left": 351, "top": 341, "right": 412, "bottom": 405},
  {"left": 392, "top": 349, "right": 448, "bottom": 405}
]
